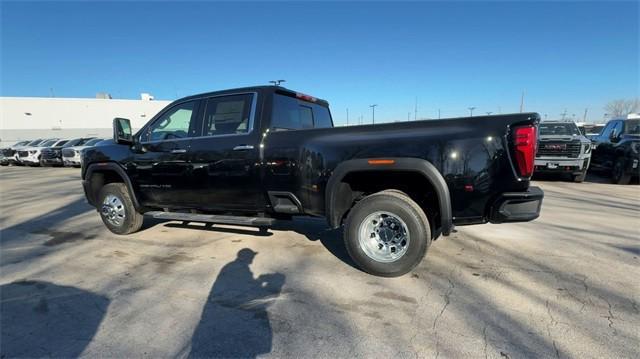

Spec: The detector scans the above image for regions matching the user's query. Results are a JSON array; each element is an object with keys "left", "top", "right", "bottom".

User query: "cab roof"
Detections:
[{"left": 176, "top": 85, "right": 330, "bottom": 107}]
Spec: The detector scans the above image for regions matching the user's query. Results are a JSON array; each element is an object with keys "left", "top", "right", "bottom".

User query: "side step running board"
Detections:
[{"left": 145, "top": 211, "right": 275, "bottom": 227}]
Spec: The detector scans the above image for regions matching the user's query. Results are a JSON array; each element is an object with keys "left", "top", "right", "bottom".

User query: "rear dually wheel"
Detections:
[{"left": 344, "top": 190, "right": 431, "bottom": 277}]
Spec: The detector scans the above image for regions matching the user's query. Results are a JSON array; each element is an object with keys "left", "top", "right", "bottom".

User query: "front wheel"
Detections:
[
  {"left": 344, "top": 190, "right": 431, "bottom": 277},
  {"left": 98, "top": 183, "right": 144, "bottom": 235},
  {"left": 612, "top": 157, "right": 631, "bottom": 185}
]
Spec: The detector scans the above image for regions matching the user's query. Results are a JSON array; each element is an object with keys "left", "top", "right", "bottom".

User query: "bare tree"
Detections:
[{"left": 604, "top": 98, "right": 639, "bottom": 117}]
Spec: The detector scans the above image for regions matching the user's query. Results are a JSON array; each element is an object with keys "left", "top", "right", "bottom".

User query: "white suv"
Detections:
[
  {"left": 62, "top": 138, "right": 104, "bottom": 167},
  {"left": 17, "top": 138, "right": 61, "bottom": 166}
]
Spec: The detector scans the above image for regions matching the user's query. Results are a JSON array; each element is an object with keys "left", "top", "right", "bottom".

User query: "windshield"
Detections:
[
  {"left": 63, "top": 138, "right": 82, "bottom": 147},
  {"left": 84, "top": 138, "right": 103, "bottom": 146},
  {"left": 539, "top": 123, "right": 581, "bottom": 136},
  {"left": 27, "top": 139, "right": 43, "bottom": 146},
  {"left": 40, "top": 140, "right": 58, "bottom": 147},
  {"left": 626, "top": 120, "right": 640, "bottom": 135},
  {"left": 15, "top": 141, "right": 30, "bottom": 146},
  {"left": 77, "top": 137, "right": 95, "bottom": 146},
  {"left": 585, "top": 125, "right": 605, "bottom": 135},
  {"left": 54, "top": 140, "right": 68, "bottom": 147}
]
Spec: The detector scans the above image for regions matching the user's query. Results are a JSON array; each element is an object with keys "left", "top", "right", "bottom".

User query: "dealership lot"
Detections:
[{"left": 1, "top": 166, "right": 638, "bottom": 358}]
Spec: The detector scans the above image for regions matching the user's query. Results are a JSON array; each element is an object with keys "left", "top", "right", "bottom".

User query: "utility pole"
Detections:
[
  {"left": 414, "top": 97, "right": 418, "bottom": 121},
  {"left": 583, "top": 108, "right": 588, "bottom": 122},
  {"left": 438, "top": 109, "right": 441, "bottom": 119},
  {"left": 408, "top": 112, "right": 411, "bottom": 122},
  {"left": 560, "top": 109, "right": 568, "bottom": 120},
  {"left": 520, "top": 90, "right": 525, "bottom": 113},
  {"left": 468, "top": 107, "right": 476, "bottom": 117},
  {"left": 346, "top": 108, "right": 349, "bottom": 126},
  {"left": 370, "top": 104, "right": 377, "bottom": 124}
]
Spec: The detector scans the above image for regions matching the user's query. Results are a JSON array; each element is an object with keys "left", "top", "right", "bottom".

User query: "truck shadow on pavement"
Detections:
[
  {"left": 188, "top": 248, "right": 285, "bottom": 358},
  {"left": 0, "top": 280, "right": 109, "bottom": 358},
  {"left": 160, "top": 218, "right": 359, "bottom": 271}
]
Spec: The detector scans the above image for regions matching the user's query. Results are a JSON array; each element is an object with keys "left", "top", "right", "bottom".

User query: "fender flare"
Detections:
[
  {"left": 83, "top": 162, "right": 142, "bottom": 210},
  {"left": 325, "top": 158, "right": 453, "bottom": 235}
]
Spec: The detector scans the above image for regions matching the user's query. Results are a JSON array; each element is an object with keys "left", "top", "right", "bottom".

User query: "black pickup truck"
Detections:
[{"left": 82, "top": 86, "right": 543, "bottom": 276}]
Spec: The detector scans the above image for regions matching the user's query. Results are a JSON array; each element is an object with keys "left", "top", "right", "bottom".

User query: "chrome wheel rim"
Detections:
[
  {"left": 101, "top": 194, "right": 126, "bottom": 227},
  {"left": 357, "top": 211, "right": 410, "bottom": 263}
]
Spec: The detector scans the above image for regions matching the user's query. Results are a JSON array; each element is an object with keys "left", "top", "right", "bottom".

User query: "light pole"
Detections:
[
  {"left": 560, "top": 109, "right": 568, "bottom": 120},
  {"left": 269, "top": 79, "right": 286, "bottom": 86},
  {"left": 486, "top": 112, "right": 493, "bottom": 116},
  {"left": 370, "top": 104, "right": 378, "bottom": 124},
  {"left": 468, "top": 107, "right": 476, "bottom": 117}
]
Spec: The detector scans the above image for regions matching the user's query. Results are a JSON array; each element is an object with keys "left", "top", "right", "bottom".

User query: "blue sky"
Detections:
[{"left": 2, "top": 1, "right": 638, "bottom": 124}]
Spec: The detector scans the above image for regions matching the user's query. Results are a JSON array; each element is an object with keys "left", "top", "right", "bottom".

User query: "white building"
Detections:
[{"left": 0, "top": 96, "right": 171, "bottom": 146}]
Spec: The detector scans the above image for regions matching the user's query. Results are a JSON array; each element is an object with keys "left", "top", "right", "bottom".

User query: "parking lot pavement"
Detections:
[{"left": 1, "top": 166, "right": 638, "bottom": 358}]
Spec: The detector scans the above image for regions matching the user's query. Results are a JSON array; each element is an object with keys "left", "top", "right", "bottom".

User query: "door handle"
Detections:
[
  {"left": 171, "top": 149, "right": 187, "bottom": 154},
  {"left": 233, "top": 145, "right": 255, "bottom": 151}
]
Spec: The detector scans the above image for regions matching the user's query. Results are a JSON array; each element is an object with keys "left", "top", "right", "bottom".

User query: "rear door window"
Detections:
[
  {"left": 271, "top": 94, "right": 333, "bottom": 130},
  {"left": 202, "top": 94, "right": 254, "bottom": 136}
]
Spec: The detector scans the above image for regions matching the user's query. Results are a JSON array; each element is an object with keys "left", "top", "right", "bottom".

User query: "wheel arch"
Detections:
[
  {"left": 83, "top": 162, "right": 141, "bottom": 210},
  {"left": 325, "top": 158, "right": 453, "bottom": 235}
]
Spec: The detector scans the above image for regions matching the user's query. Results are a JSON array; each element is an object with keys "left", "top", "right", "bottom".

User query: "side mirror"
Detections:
[
  {"left": 113, "top": 118, "right": 133, "bottom": 144},
  {"left": 609, "top": 131, "right": 619, "bottom": 142}
]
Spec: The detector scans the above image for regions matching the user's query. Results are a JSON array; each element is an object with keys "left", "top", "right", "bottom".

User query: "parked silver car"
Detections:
[
  {"left": 534, "top": 121, "right": 592, "bottom": 182},
  {"left": 62, "top": 138, "right": 105, "bottom": 167}
]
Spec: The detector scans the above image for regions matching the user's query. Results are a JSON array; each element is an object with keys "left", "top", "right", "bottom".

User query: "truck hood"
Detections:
[{"left": 20, "top": 146, "right": 41, "bottom": 152}]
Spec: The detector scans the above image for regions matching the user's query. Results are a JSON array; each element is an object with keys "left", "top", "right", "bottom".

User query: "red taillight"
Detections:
[{"left": 514, "top": 125, "right": 536, "bottom": 177}]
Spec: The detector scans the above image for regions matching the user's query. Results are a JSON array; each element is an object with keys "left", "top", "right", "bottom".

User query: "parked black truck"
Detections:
[
  {"left": 82, "top": 86, "right": 543, "bottom": 276},
  {"left": 590, "top": 116, "right": 640, "bottom": 184}
]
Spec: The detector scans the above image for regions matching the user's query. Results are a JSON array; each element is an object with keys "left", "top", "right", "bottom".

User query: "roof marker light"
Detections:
[{"left": 296, "top": 93, "right": 317, "bottom": 102}]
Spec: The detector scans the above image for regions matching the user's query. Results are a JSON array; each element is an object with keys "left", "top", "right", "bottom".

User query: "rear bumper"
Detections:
[{"left": 489, "top": 186, "right": 543, "bottom": 224}]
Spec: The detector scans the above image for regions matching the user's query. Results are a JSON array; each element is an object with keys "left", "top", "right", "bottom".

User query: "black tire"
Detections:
[
  {"left": 344, "top": 190, "right": 431, "bottom": 277},
  {"left": 612, "top": 157, "right": 631, "bottom": 185},
  {"left": 573, "top": 170, "right": 586, "bottom": 183},
  {"left": 97, "top": 183, "right": 144, "bottom": 235}
]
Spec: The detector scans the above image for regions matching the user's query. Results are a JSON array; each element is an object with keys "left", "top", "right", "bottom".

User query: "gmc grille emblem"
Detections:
[{"left": 544, "top": 144, "right": 566, "bottom": 150}]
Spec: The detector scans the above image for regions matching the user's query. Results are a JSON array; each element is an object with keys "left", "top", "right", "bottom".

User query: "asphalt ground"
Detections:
[{"left": 1, "top": 166, "right": 638, "bottom": 358}]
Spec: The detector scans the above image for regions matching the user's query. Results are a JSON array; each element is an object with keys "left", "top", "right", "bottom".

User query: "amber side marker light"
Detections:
[{"left": 368, "top": 159, "right": 395, "bottom": 165}]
